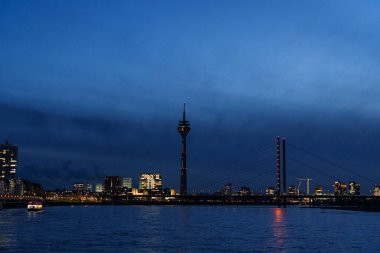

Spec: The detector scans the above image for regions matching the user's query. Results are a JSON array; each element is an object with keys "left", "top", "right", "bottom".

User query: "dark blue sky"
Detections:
[{"left": 1, "top": 0, "right": 380, "bottom": 193}]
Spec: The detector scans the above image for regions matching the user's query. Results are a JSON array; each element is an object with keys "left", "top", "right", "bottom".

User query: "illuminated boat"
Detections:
[{"left": 27, "top": 201, "right": 43, "bottom": 211}]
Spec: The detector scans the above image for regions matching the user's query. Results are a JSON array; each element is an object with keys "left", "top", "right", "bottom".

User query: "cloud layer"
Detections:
[{"left": 1, "top": 1, "right": 380, "bottom": 192}]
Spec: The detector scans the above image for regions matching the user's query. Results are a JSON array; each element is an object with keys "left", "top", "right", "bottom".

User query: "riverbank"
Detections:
[{"left": 2, "top": 197, "right": 380, "bottom": 211}]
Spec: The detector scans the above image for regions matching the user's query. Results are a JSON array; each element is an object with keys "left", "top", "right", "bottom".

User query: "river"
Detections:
[{"left": 0, "top": 205, "right": 379, "bottom": 252}]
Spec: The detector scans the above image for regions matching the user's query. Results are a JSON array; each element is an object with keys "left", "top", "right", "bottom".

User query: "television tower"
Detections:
[{"left": 178, "top": 103, "right": 191, "bottom": 195}]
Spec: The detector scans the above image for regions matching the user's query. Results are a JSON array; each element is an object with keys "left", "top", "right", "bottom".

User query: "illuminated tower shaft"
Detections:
[{"left": 178, "top": 104, "right": 191, "bottom": 195}]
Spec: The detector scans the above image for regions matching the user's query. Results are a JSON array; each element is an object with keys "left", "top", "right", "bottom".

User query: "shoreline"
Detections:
[{"left": 2, "top": 200, "right": 380, "bottom": 212}]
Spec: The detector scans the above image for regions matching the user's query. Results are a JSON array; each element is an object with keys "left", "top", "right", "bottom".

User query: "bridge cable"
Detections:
[
  {"left": 287, "top": 156, "right": 338, "bottom": 181},
  {"left": 194, "top": 156, "right": 274, "bottom": 190},
  {"left": 287, "top": 142, "right": 379, "bottom": 185},
  {"left": 190, "top": 143, "right": 273, "bottom": 180}
]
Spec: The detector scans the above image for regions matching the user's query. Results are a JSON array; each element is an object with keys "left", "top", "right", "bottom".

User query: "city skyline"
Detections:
[
  {"left": 1, "top": 1, "right": 380, "bottom": 192},
  {"left": 0, "top": 138, "right": 377, "bottom": 197}
]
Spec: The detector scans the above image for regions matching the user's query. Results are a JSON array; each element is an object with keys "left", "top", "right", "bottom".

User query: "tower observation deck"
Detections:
[{"left": 177, "top": 104, "right": 191, "bottom": 195}]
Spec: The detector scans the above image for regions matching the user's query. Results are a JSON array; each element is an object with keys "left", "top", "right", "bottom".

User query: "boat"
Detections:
[{"left": 27, "top": 200, "right": 43, "bottom": 211}]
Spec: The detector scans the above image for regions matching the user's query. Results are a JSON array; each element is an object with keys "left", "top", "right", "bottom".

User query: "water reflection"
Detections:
[
  {"left": 271, "top": 208, "right": 287, "bottom": 250},
  {"left": 0, "top": 210, "right": 16, "bottom": 249},
  {"left": 136, "top": 206, "right": 164, "bottom": 250},
  {"left": 138, "top": 205, "right": 161, "bottom": 219},
  {"left": 0, "top": 236, "right": 13, "bottom": 249},
  {"left": 2, "top": 206, "right": 379, "bottom": 252},
  {"left": 28, "top": 210, "right": 39, "bottom": 218}
]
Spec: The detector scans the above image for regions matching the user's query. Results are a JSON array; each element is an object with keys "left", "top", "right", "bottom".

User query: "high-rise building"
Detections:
[
  {"left": 0, "top": 180, "right": 6, "bottom": 194},
  {"left": 177, "top": 104, "right": 191, "bottom": 195},
  {"left": 373, "top": 186, "right": 380, "bottom": 196},
  {"left": 139, "top": 173, "right": 162, "bottom": 190},
  {"left": 288, "top": 185, "right": 297, "bottom": 196},
  {"left": 0, "top": 140, "right": 18, "bottom": 180},
  {"left": 348, "top": 181, "right": 360, "bottom": 196},
  {"left": 238, "top": 186, "right": 251, "bottom": 196},
  {"left": 8, "top": 178, "right": 16, "bottom": 194},
  {"left": 95, "top": 183, "right": 104, "bottom": 193},
  {"left": 314, "top": 186, "right": 323, "bottom": 196},
  {"left": 104, "top": 176, "right": 122, "bottom": 194},
  {"left": 222, "top": 183, "right": 233, "bottom": 196},
  {"left": 15, "top": 179, "right": 26, "bottom": 195},
  {"left": 333, "top": 181, "right": 347, "bottom": 196},
  {"left": 122, "top": 178, "right": 132, "bottom": 189},
  {"left": 266, "top": 186, "right": 275, "bottom": 196}
]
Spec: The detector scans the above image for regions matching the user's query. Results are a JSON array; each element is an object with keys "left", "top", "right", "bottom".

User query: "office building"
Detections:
[
  {"left": 20, "top": 180, "right": 43, "bottom": 196},
  {"left": 222, "top": 183, "right": 233, "bottom": 196},
  {"left": 314, "top": 186, "right": 323, "bottom": 196},
  {"left": 0, "top": 180, "right": 6, "bottom": 194},
  {"left": 238, "top": 186, "right": 251, "bottom": 196},
  {"left": 0, "top": 140, "right": 18, "bottom": 179},
  {"left": 104, "top": 176, "right": 122, "bottom": 194},
  {"left": 73, "top": 183, "right": 92, "bottom": 194},
  {"left": 348, "top": 181, "right": 360, "bottom": 196},
  {"left": 333, "top": 181, "right": 347, "bottom": 196},
  {"left": 15, "top": 179, "right": 26, "bottom": 195},
  {"left": 139, "top": 173, "right": 162, "bottom": 190},
  {"left": 8, "top": 178, "right": 16, "bottom": 194},
  {"left": 73, "top": 183, "right": 85, "bottom": 193},
  {"left": 373, "top": 186, "right": 380, "bottom": 196},
  {"left": 122, "top": 178, "right": 132, "bottom": 189},
  {"left": 288, "top": 185, "right": 297, "bottom": 196},
  {"left": 266, "top": 186, "right": 275, "bottom": 196},
  {"left": 95, "top": 183, "right": 104, "bottom": 193}
]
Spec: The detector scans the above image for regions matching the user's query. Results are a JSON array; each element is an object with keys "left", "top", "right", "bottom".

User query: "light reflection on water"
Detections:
[
  {"left": 272, "top": 208, "right": 286, "bottom": 249},
  {"left": 0, "top": 206, "right": 380, "bottom": 252},
  {"left": 27, "top": 210, "right": 44, "bottom": 218},
  {"left": 0, "top": 210, "right": 16, "bottom": 250}
]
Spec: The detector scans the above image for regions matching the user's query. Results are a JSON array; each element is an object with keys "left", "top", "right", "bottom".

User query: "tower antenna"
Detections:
[{"left": 183, "top": 103, "right": 186, "bottom": 121}]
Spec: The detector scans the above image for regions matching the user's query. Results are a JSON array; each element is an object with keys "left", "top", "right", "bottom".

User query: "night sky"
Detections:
[{"left": 1, "top": 0, "right": 380, "bottom": 193}]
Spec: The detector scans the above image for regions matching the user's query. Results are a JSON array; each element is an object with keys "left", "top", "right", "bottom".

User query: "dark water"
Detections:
[{"left": 0, "top": 205, "right": 379, "bottom": 252}]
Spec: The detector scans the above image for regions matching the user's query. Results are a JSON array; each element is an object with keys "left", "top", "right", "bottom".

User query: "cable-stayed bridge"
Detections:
[{"left": 181, "top": 136, "right": 380, "bottom": 208}]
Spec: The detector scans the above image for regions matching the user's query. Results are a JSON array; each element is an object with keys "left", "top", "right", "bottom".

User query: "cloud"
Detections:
[
  {"left": 2, "top": 101, "right": 380, "bottom": 193},
  {"left": 2, "top": 1, "right": 380, "bottom": 193}
]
